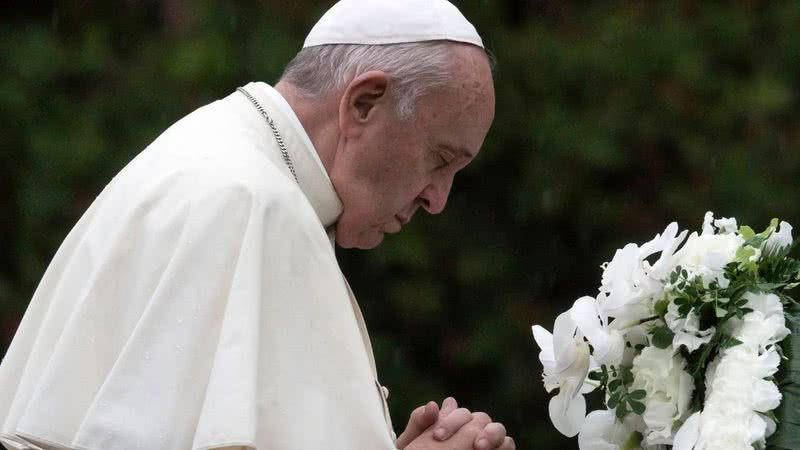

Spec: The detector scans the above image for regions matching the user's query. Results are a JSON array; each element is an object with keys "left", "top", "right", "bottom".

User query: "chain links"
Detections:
[{"left": 237, "top": 87, "right": 299, "bottom": 184}]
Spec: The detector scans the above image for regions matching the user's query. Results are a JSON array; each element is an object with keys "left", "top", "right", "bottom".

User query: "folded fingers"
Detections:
[{"left": 432, "top": 407, "right": 473, "bottom": 440}]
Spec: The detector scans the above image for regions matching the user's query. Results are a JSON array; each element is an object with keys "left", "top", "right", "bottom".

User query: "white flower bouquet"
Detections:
[{"left": 532, "top": 212, "right": 800, "bottom": 450}]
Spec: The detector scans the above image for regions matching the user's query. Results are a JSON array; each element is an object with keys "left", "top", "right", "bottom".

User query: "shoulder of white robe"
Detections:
[{"left": 239, "top": 82, "right": 343, "bottom": 230}]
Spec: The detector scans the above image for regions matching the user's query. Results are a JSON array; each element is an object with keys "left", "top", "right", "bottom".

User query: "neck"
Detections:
[{"left": 274, "top": 81, "right": 340, "bottom": 175}]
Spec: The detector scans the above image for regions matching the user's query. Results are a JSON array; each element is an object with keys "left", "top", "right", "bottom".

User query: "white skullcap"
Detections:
[{"left": 303, "top": 0, "right": 484, "bottom": 49}]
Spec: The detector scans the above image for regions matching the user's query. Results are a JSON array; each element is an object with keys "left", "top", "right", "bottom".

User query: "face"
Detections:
[{"left": 330, "top": 44, "right": 495, "bottom": 249}]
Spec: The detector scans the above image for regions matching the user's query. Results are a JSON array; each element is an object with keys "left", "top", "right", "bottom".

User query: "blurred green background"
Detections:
[{"left": 1, "top": 1, "right": 798, "bottom": 448}]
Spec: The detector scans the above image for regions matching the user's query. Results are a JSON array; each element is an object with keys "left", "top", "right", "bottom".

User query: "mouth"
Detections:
[{"left": 385, "top": 216, "right": 406, "bottom": 234}]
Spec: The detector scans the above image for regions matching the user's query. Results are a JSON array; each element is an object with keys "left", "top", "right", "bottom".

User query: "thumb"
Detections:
[{"left": 395, "top": 401, "right": 439, "bottom": 449}]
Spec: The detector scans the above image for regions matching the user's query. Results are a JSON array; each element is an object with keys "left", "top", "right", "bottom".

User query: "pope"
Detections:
[{"left": 0, "top": 1, "right": 513, "bottom": 449}]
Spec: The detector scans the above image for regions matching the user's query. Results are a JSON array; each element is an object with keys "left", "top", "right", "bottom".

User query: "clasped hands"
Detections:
[{"left": 396, "top": 397, "right": 515, "bottom": 450}]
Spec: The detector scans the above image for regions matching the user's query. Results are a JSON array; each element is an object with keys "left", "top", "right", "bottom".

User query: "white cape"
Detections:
[{"left": 0, "top": 83, "right": 396, "bottom": 450}]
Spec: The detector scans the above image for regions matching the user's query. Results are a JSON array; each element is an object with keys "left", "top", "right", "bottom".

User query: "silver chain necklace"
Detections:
[{"left": 237, "top": 86, "right": 299, "bottom": 184}]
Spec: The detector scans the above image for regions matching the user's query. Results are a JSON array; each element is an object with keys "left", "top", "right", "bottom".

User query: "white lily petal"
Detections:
[
  {"left": 571, "top": 296, "right": 625, "bottom": 366},
  {"left": 579, "top": 409, "right": 634, "bottom": 450},
  {"left": 640, "top": 222, "right": 678, "bottom": 258},
  {"left": 532, "top": 325, "right": 555, "bottom": 365},
  {"left": 549, "top": 386, "right": 587, "bottom": 438},
  {"left": 553, "top": 311, "right": 579, "bottom": 372},
  {"left": 571, "top": 297, "right": 605, "bottom": 343},
  {"left": 673, "top": 412, "right": 700, "bottom": 450},
  {"left": 651, "top": 229, "right": 688, "bottom": 278}
]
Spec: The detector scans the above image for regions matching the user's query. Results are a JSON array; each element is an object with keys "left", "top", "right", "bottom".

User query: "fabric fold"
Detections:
[{"left": 1, "top": 84, "right": 396, "bottom": 450}]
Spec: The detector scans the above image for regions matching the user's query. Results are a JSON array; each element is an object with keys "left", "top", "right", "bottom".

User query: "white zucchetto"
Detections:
[{"left": 303, "top": 0, "right": 484, "bottom": 49}]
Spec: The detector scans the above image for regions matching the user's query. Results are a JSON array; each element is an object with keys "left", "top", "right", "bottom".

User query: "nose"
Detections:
[{"left": 418, "top": 176, "right": 453, "bottom": 215}]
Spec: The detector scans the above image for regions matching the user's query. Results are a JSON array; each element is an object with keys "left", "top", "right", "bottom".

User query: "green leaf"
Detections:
[
  {"left": 652, "top": 326, "right": 675, "bottom": 349},
  {"left": 720, "top": 336, "right": 743, "bottom": 349},
  {"left": 654, "top": 299, "right": 669, "bottom": 317},
  {"left": 607, "top": 391, "right": 622, "bottom": 408},
  {"left": 623, "top": 432, "right": 644, "bottom": 450},
  {"left": 628, "top": 389, "right": 647, "bottom": 400},
  {"left": 615, "top": 404, "right": 628, "bottom": 419},
  {"left": 629, "top": 400, "right": 646, "bottom": 415},
  {"left": 759, "top": 283, "right": 788, "bottom": 291},
  {"left": 715, "top": 306, "right": 728, "bottom": 318},
  {"left": 739, "top": 226, "right": 756, "bottom": 240},
  {"left": 621, "top": 368, "right": 634, "bottom": 384},
  {"left": 737, "top": 245, "right": 757, "bottom": 263}
]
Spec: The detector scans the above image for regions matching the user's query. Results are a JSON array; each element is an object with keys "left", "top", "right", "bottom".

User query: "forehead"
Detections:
[
  {"left": 416, "top": 49, "right": 495, "bottom": 147},
  {"left": 426, "top": 46, "right": 494, "bottom": 119}
]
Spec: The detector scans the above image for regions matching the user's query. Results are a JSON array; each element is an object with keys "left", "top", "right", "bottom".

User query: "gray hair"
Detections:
[{"left": 279, "top": 41, "right": 457, "bottom": 119}]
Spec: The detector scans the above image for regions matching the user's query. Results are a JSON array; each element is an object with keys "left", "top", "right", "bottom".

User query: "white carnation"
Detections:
[
  {"left": 672, "top": 294, "right": 787, "bottom": 450},
  {"left": 731, "top": 292, "right": 790, "bottom": 352},
  {"left": 630, "top": 346, "right": 694, "bottom": 446},
  {"left": 695, "top": 347, "right": 781, "bottom": 450}
]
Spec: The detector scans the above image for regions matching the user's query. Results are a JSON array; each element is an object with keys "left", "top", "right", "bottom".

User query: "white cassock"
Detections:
[{"left": 0, "top": 82, "right": 397, "bottom": 450}]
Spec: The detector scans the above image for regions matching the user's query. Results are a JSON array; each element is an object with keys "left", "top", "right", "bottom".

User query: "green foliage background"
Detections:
[{"left": 1, "top": 1, "right": 798, "bottom": 448}]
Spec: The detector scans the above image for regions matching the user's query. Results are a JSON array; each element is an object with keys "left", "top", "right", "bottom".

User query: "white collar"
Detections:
[{"left": 242, "top": 82, "right": 343, "bottom": 230}]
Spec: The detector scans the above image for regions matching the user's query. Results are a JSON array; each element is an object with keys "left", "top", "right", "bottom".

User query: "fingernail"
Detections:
[
  {"left": 434, "top": 428, "right": 446, "bottom": 440},
  {"left": 477, "top": 438, "right": 489, "bottom": 449}
]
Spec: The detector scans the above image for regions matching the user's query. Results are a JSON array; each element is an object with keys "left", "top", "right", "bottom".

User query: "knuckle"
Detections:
[
  {"left": 411, "top": 405, "right": 426, "bottom": 417},
  {"left": 471, "top": 411, "right": 492, "bottom": 424},
  {"left": 490, "top": 422, "right": 507, "bottom": 436},
  {"left": 452, "top": 407, "right": 472, "bottom": 420}
]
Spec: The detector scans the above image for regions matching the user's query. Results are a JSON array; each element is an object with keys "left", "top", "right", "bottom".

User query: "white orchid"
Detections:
[
  {"left": 599, "top": 223, "right": 687, "bottom": 321},
  {"left": 571, "top": 296, "right": 625, "bottom": 367},
  {"left": 764, "top": 220, "right": 793, "bottom": 255},
  {"left": 532, "top": 215, "right": 797, "bottom": 450},
  {"left": 532, "top": 311, "right": 594, "bottom": 437},
  {"left": 533, "top": 295, "right": 630, "bottom": 437}
]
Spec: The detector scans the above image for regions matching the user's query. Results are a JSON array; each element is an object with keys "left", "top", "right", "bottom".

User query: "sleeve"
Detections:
[{"left": 1, "top": 171, "right": 396, "bottom": 450}]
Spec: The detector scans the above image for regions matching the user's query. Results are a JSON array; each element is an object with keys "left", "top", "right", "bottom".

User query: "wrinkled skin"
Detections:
[{"left": 277, "top": 43, "right": 496, "bottom": 249}]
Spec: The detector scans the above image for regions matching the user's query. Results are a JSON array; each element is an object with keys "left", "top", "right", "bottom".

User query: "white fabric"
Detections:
[
  {"left": 0, "top": 82, "right": 396, "bottom": 450},
  {"left": 303, "top": 0, "right": 484, "bottom": 48}
]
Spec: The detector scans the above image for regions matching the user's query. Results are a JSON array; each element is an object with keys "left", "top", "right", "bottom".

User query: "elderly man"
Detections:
[{"left": 0, "top": 1, "right": 512, "bottom": 449}]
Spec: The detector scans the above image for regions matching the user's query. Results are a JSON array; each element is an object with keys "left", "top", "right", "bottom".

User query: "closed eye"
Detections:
[{"left": 436, "top": 151, "right": 454, "bottom": 169}]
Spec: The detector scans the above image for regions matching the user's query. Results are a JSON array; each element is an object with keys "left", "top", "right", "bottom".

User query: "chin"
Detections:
[{"left": 336, "top": 228, "right": 385, "bottom": 250}]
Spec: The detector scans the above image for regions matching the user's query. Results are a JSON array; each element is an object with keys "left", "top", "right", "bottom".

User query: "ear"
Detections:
[{"left": 339, "top": 71, "right": 390, "bottom": 138}]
